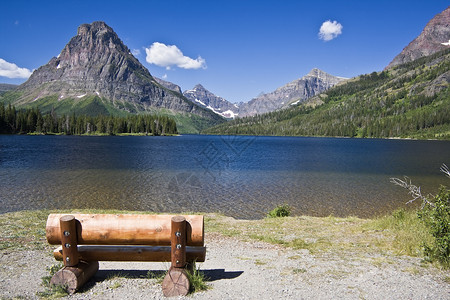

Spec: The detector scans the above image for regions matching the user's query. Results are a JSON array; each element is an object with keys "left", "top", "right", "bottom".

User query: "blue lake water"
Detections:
[{"left": 0, "top": 134, "right": 449, "bottom": 219}]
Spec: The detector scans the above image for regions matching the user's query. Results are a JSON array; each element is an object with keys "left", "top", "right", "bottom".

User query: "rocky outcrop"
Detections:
[
  {"left": 154, "top": 77, "right": 182, "bottom": 94},
  {"left": 14, "top": 21, "right": 219, "bottom": 120},
  {"left": 183, "top": 84, "right": 239, "bottom": 118},
  {"left": 237, "top": 68, "right": 347, "bottom": 117},
  {"left": 386, "top": 6, "right": 450, "bottom": 69}
]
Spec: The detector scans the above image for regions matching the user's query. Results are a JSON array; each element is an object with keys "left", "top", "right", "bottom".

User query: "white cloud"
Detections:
[
  {"left": 162, "top": 74, "right": 168, "bottom": 79},
  {"left": 145, "top": 42, "right": 206, "bottom": 70},
  {"left": 132, "top": 49, "right": 141, "bottom": 56},
  {"left": 318, "top": 20, "right": 343, "bottom": 41},
  {"left": 0, "top": 58, "right": 32, "bottom": 79}
]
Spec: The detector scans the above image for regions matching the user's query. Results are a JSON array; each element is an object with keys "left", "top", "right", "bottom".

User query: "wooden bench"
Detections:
[{"left": 46, "top": 213, "right": 206, "bottom": 297}]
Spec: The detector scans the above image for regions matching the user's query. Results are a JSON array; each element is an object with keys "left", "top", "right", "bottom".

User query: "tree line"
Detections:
[{"left": 0, "top": 103, "right": 178, "bottom": 135}]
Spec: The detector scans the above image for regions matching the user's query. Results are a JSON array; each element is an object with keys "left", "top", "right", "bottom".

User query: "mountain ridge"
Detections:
[
  {"left": 239, "top": 68, "right": 347, "bottom": 116},
  {"left": 183, "top": 68, "right": 347, "bottom": 118}
]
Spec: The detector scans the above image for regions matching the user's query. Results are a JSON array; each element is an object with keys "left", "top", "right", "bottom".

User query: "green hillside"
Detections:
[
  {"left": 0, "top": 93, "right": 224, "bottom": 134},
  {"left": 204, "top": 49, "right": 450, "bottom": 139}
]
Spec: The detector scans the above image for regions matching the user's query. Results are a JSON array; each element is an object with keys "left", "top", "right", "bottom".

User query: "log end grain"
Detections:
[{"left": 162, "top": 268, "right": 190, "bottom": 297}]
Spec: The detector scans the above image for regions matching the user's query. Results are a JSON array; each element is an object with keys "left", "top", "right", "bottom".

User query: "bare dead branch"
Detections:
[
  {"left": 391, "top": 163, "right": 449, "bottom": 209},
  {"left": 440, "top": 163, "right": 450, "bottom": 179},
  {"left": 390, "top": 176, "right": 435, "bottom": 208}
]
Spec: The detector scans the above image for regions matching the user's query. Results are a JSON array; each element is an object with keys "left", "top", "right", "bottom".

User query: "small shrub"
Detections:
[
  {"left": 267, "top": 204, "right": 291, "bottom": 218},
  {"left": 418, "top": 186, "right": 450, "bottom": 267},
  {"left": 391, "top": 164, "right": 450, "bottom": 268}
]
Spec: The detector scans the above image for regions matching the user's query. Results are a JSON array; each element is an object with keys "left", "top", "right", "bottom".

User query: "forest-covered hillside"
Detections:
[{"left": 204, "top": 49, "right": 450, "bottom": 139}]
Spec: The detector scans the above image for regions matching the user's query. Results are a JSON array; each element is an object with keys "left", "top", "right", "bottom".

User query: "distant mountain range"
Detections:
[
  {"left": 1, "top": 6, "right": 449, "bottom": 136},
  {"left": 182, "top": 68, "right": 347, "bottom": 118}
]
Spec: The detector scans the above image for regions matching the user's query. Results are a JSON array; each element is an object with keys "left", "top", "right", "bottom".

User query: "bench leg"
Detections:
[
  {"left": 162, "top": 216, "right": 190, "bottom": 297},
  {"left": 162, "top": 267, "right": 190, "bottom": 297},
  {"left": 50, "top": 260, "right": 99, "bottom": 294}
]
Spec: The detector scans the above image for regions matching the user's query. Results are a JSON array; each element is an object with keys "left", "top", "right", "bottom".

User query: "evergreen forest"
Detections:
[{"left": 0, "top": 103, "right": 178, "bottom": 135}]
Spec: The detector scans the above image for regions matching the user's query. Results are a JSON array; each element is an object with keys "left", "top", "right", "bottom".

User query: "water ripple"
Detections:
[{"left": 1, "top": 135, "right": 449, "bottom": 218}]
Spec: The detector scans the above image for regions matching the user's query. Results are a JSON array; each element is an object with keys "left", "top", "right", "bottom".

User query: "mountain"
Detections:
[
  {"left": 386, "top": 6, "right": 450, "bottom": 69},
  {"left": 183, "top": 68, "right": 346, "bottom": 119},
  {"left": 5, "top": 21, "right": 223, "bottom": 133},
  {"left": 238, "top": 68, "right": 347, "bottom": 117},
  {"left": 183, "top": 84, "right": 239, "bottom": 118},
  {"left": 205, "top": 48, "right": 450, "bottom": 139}
]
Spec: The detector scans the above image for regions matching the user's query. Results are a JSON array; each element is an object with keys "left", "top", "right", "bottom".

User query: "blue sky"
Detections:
[{"left": 1, "top": 0, "right": 449, "bottom": 103}]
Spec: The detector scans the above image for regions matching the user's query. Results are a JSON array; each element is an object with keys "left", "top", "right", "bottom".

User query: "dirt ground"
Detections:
[{"left": 1, "top": 232, "right": 449, "bottom": 299}]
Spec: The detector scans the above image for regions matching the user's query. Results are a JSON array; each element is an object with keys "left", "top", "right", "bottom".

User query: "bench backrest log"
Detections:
[{"left": 46, "top": 213, "right": 204, "bottom": 246}]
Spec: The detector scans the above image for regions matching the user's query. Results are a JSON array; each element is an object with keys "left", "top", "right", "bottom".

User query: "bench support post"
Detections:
[
  {"left": 51, "top": 215, "right": 98, "bottom": 294},
  {"left": 162, "top": 216, "right": 190, "bottom": 297},
  {"left": 60, "top": 215, "right": 79, "bottom": 267},
  {"left": 170, "top": 215, "right": 187, "bottom": 268}
]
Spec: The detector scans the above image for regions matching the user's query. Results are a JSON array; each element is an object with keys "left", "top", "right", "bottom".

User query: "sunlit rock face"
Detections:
[{"left": 386, "top": 6, "right": 450, "bottom": 69}]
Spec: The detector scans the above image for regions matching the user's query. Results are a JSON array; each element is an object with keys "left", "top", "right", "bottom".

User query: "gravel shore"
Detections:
[{"left": 1, "top": 232, "right": 449, "bottom": 299}]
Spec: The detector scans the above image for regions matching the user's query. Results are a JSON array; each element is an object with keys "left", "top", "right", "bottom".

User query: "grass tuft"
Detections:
[
  {"left": 363, "top": 208, "right": 433, "bottom": 257},
  {"left": 37, "top": 262, "right": 68, "bottom": 298},
  {"left": 186, "top": 262, "right": 210, "bottom": 293},
  {"left": 147, "top": 270, "right": 166, "bottom": 284}
]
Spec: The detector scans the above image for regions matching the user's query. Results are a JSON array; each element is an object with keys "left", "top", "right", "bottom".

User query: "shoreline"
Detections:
[{"left": 0, "top": 131, "right": 448, "bottom": 141}]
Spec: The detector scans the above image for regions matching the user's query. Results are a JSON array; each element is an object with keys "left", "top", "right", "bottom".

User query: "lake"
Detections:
[{"left": 0, "top": 134, "right": 449, "bottom": 219}]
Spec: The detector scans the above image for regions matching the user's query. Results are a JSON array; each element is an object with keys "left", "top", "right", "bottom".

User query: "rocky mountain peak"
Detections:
[
  {"left": 193, "top": 84, "right": 206, "bottom": 90},
  {"left": 188, "top": 84, "right": 209, "bottom": 95},
  {"left": 386, "top": 6, "right": 450, "bottom": 69},
  {"left": 183, "top": 84, "right": 239, "bottom": 119},
  {"left": 77, "top": 21, "right": 113, "bottom": 36},
  {"left": 306, "top": 68, "right": 322, "bottom": 77},
  {"left": 305, "top": 68, "right": 347, "bottom": 82},
  {"left": 13, "top": 21, "right": 223, "bottom": 129},
  {"left": 238, "top": 69, "right": 347, "bottom": 116},
  {"left": 73, "top": 21, "right": 127, "bottom": 55},
  {"left": 21, "top": 20, "right": 141, "bottom": 92}
]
